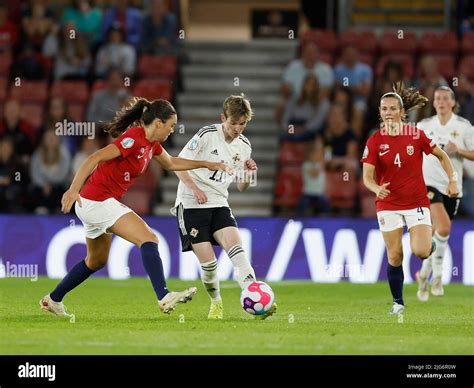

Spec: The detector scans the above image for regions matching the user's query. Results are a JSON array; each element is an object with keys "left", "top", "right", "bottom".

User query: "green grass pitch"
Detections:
[{"left": 0, "top": 277, "right": 472, "bottom": 355}]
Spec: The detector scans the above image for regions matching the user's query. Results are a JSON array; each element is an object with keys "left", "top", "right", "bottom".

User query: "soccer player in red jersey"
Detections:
[
  {"left": 40, "top": 98, "right": 230, "bottom": 316},
  {"left": 360, "top": 83, "right": 459, "bottom": 315}
]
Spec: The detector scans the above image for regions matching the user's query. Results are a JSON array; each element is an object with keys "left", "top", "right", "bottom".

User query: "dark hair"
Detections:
[
  {"left": 103, "top": 97, "right": 176, "bottom": 138},
  {"left": 380, "top": 81, "right": 428, "bottom": 120},
  {"left": 297, "top": 74, "right": 321, "bottom": 106}
]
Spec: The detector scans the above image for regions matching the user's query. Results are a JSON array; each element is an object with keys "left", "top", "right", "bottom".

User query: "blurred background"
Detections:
[{"left": 0, "top": 0, "right": 473, "bottom": 219}]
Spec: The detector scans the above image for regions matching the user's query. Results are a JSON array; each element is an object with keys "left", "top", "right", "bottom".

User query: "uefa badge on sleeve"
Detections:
[{"left": 121, "top": 137, "right": 135, "bottom": 149}]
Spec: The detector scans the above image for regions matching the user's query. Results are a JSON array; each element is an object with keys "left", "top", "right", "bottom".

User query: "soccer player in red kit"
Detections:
[
  {"left": 40, "top": 98, "right": 230, "bottom": 316},
  {"left": 361, "top": 83, "right": 458, "bottom": 315}
]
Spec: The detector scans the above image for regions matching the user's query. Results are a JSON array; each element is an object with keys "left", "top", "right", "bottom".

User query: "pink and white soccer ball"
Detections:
[{"left": 240, "top": 281, "right": 275, "bottom": 315}]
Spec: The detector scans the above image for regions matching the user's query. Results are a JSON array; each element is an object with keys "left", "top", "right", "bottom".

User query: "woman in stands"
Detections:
[
  {"left": 416, "top": 86, "right": 474, "bottom": 301},
  {"left": 40, "top": 98, "right": 229, "bottom": 317},
  {"left": 361, "top": 82, "right": 458, "bottom": 315}
]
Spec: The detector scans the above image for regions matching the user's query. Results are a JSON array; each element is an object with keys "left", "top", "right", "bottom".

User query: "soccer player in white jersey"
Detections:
[
  {"left": 416, "top": 86, "right": 474, "bottom": 301},
  {"left": 173, "top": 95, "right": 276, "bottom": 320}
]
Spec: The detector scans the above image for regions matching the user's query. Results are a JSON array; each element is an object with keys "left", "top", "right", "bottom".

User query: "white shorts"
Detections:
[
  {"left": 377, "top": 207, "right": 431, "bottom": 232},
  {"left": 75, "top": 196, "right": 133, "bottom": 239}
]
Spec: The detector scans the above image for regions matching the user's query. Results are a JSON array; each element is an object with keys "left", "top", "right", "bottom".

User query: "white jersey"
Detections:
[
  {"left": 174, "top": 123, "right": 252, "bottom": 209},
  {"left": 419, "top": 114, "right": 474, "bottom": 197}
]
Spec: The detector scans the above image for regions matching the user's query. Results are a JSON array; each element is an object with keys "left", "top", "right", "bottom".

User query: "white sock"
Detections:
[
  {"left": 227, "top": 244, "right": 256, "bottom": 289},
  {"left": 419, "top": 257, "right": 432, "bottom": 279},
  {"left": 432, "top": 232, "right": 449, "bottom": 279},
  {"left": 200, "top": 259, "right": 221, "bottom": 302}
]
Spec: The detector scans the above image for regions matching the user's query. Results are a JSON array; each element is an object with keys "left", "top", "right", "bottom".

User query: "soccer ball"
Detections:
[{"left": 240, "top": 281, "right": 275, "bottom": 316}]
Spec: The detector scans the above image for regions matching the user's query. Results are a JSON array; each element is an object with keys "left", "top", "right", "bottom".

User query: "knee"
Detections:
[
  {"left": 435, "top": 227, "right": 451, "bottom": 238},
  {"left": 387, "top": 251, "right": 403, "bottom": 267},
  {"left": 413, "top": 244, "right": 432, "bottom": 260}
]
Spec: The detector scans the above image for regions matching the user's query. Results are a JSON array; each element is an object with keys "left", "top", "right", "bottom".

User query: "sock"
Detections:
[
  {"left": 432, "top": 232, "right": 449, "bottom": 279},
  {"left": 227, "top": 244, "right": 256, "bottom": 289},
  {"left": 200, "top": 259, "right": 221, "bottom": 302},
  {"left": 140, "top": 242, "right": 169, "bottom": 300},
  {"left": 419, "top": 257, "right": 432, "bottom": 279},
  {"left": 387, "top": 263, "right": 404, "bottom": 305},
  {"left": 50, "top": 259, "right": 96, "bottom": 302}
]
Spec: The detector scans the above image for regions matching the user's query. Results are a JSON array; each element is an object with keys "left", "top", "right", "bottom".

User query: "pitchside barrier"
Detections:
[{"left": 0, "top": 215, "right": 472, "bottom": 284}]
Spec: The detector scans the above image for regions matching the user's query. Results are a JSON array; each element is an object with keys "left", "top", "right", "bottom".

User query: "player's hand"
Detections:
[
  {"left": 207, "top": 162, "right": 234, "bottom": 175},
  {"left": 244, "top": 159, "right": 258, "bottom": 171},
  {"left": 376, "top": 182, "right": 391, "bottom": 199},
  {"left": 447, "top": 181, "right": 459, "bottom": 198},
  {"left": 445, "top": 141, "right": 458, "bottom": 156},
  {"left": 193, "top": 187, "right": 208, "bottom": 205},
  {"left": 61, "top": 188, "right": 82, "bottom": 213}
]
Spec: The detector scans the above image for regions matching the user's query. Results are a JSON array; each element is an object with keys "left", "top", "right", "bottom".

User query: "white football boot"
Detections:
[
  {"left": 39, "top": 294, "right": 70, "bottom": 317},
  {"left": 431, "top": 276, "right": 444, "bottom": 296},
  {"left": 388, "top": 302, "right": 405, "bottom": 315},
  {"left": 416, "top": 271, "right": 429, "bottom": 302},
  {"left": 159, "top": 287, "right": 197, "bottom": 314}
]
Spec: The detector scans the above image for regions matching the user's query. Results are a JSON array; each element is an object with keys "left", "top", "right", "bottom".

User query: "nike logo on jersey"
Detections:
[
  {"left": 379, "top": 150, "right": 390, "bottom": 156},
  {"left": 211, "top": 149, "right": 219, "bottom": 155}
]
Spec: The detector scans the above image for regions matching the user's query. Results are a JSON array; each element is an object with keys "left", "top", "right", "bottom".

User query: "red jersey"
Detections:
[
  {"left": 360, "top": 124, "right": 436, "bottom": 211},
  {"left": 80, "top": 126, "right": 163, "bottom": 201}
]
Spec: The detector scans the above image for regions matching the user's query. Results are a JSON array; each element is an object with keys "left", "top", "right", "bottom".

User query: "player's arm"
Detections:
[
  {"left": 362, "top": 162, "right": 390, "bottom": 199},
  {"left": 61, "top": 144, "right": 122, "bottom": 213},
  {"left": 431, "top": 145, "right": 459, "bottom": 197},
  {"left": 153, "top": 147, "right": 231, "bottom": 172},
  {"left": 237, "top": 159, "right": 257, "bottom": 192},
  {"left": 445, "top": 142, "right": 474, "bottom": 161},
  {"left": 175, "top": 170, "right": 208, "bottom": 204}
]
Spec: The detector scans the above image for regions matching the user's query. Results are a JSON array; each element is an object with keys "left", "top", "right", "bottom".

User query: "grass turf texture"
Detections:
[{"left": 0, "top": 277, "right": 472, "bottom": 355}]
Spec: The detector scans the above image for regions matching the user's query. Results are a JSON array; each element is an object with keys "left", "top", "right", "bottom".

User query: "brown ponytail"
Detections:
[{"left": 102, "top": 97, "right": 176, "bottom": 138}]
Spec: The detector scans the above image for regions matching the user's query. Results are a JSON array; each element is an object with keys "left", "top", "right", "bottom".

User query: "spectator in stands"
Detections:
[
  {"left": 330, "top": 87, "right": 354, "bottom": 131},
  {"left": 29, "top": 128, "right": 71, "bottom": 214},
  {"left": 20, "top": 0, "right": 55, "bottom": 52},
  {"left": 40, "top": 96, "right": 80, "bottom": 154},
  {"left": 323, "top": 104, "right": 358, "bottom": 173},
  {"left": 414, "top": 55, "right": 448, "bottom": 121},
  {"left": 141, "top": 0, "right": 178, "bottom": 54},
  {"left": 457, "top": 74, "right": 474, "bottom": 123},
  {"left": 0, "top": 136, "right": 26, "bottom": 213},
  {"left": 71, "top": 137, "right": 100, "bottom": 177},
  {"left": 0, "top": 99, "right": 36, "bottom": 162},
  {"left": 87, "top": 68, "right": 131, "bottom": 125},
  {"left": 281, "top": 74, "right": 330, "bottom": 141},
  {"left": 0, "top": 2, "right": 18, "bottom": 52},
  {"left": 100, "top": 0, "right": 142, "bottom": 49},
  {"left": 334, "top": 45, "right": 373, "bottom": 137},
  {"left": 296, "top": 137, "right": 330, "bottom": 215},
  {"left": 43, "top": 21, "right": 91, "bottom": 80},
  {"left": 61, "top": 0, "right": 103, "bottom": 49},
  {"left": 95, "top": 24, "right": 136, "bottom": 78}
]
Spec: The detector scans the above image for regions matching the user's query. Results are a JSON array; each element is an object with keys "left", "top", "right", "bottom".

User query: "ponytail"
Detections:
[
  {"left": 103, "top": 97, "right": 176, "bottom": 138},
  {"left": 380, "top": 81, "right": 429, "bottom": 121}
]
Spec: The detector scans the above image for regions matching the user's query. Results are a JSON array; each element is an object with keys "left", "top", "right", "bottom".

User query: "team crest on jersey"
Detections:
[
  {"left": 121, "top": 137, "right": 135, "bottom": 149},
  {"left": 379, "top": 217, "right": 385, "bottom": 226},
  {"left": 406, "top": 145, "right": 414, "bottom": 155},
  {"left": 190, "top": 228, "right": 199, "bottom": 237},
  {"left": 232, "top": 153, "right": 241, "bottom": 165},
  {"left": 188, "top": 139, "right": 198, "bottom": 150}
]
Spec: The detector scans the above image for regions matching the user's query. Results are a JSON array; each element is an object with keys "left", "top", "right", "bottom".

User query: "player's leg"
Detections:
[
  {"left": 213, "top": 226, "right": 256, "bottom": 288},
  {"left": 41, "top": 233, "right": 112, "bottom": 316},
  {"left": 382, "top": 227, "right": 405, "bottom": 314},
  {"left": 109, "top": 212, "right": 196, "bottom": 313}
]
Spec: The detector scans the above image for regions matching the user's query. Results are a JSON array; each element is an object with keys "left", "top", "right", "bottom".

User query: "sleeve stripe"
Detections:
[
  {"left": 197, "top": 125, "right": 216, "bottom": 135},
  {"left": 198, "top": 129, "right": 217, "bottom": 138},
  {"left": 238, "top": 136, "right": 251, "bottom": 147}
]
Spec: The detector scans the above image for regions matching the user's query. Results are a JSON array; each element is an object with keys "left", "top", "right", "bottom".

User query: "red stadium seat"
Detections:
[
  {"left": 461, "top": 32, "right": 474, "bottom": 55},
  {"left": 459, "top": 55, "right": 474, "bottom": 81},
  {"left": 274, "top": 166, "right": 303, "bottom": 207},
  {"left": 376, "top": 54, "right": 414, "bottom": 79},
  {"left": 0, "top": 51, "right": 12, "bottom": 76},
  {"left": 138, "top": 55, "right": 177, "bottom": 79},
  {"left": 50, "top": 81, "right": 89, "bottom": 104},
  {"left": 325, "top": 170, "right": 357, "bottom": 209},
  {"left": 358, "top": 179, "right": 376, "bottom": 218},
  {"left": 121, "top": 167, "right": 158, "bottom": 215},
  {"left": 0, "top": 77, "right": 8, "bottom": 103},
  {"left": 21, "top": 103, "right": 44, "bottom": 129},
  {"left": 335, "top": 53, "right": 373, "bottom": 67},
  {"left": 133, "top": 79, "right": 173, "bottom": 101},
  {"left": 68, "top": 103, "right": 85, "bottom": 122},
  {"left": 419, "top": 32, "right": 458, "bottom": 55},
  {"left": 319, "top": 52, "right": 333, "bottom": 65},
  {"left": 338, "top": 30, "right": 378, "bottom": 54},
  {"left": 300, "top": 29, "right": 337, "bottom": 54},
  {"left": 431, "top": 54, "right": 455, "bottom": 80},
  {"left": 279, "top": 142, "right": 308, "bottom": 165},
  {"left": 91, "top": 79, "right": 108, "bottom": 93},
  {"left": 9, "top": 80, "right": 48, "bottom": 103},
  {"left": 379, "top": 31, "right": 417, "bottom": 54}
]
